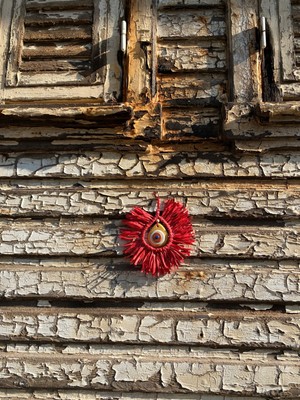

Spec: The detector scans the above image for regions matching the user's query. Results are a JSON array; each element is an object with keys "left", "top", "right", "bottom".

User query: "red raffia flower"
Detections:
[{"left": 120, "top": 196, "right": 194, "bottom": 276}]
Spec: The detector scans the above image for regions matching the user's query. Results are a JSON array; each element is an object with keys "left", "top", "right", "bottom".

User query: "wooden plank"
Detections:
[
  {"left": 22, "top": 43, "right": 92, "bottom": 59},
  {"left": 0, "top": 218, "right": 299, "bottom": 258},
  {"left": 25, "top": 0, "right": 94, "bottom": 11},
  {"left": 19, "top": 60, "right": 91, "bottom": 72},
  {"left": 2, "top": 84, "right": 105, "bottom": 101},
  {"left": 23, "top": 26, "right": 92, "bottom": 42},
  {"left": 158, "top": 42, "right": 226, "bottom": 72},
  {"left": 228, "top": 0, "right": 260, "bottom": 102},
  {"left": 0, "top": 184, "right": 300, "bottom": 218},
  {"left": 0, "top": 308, "right": 299, "bottom": 349},
  {"left": 158, "top": 0, "right": 225, "bottom": 8},
  {"left": 163, "top": 108, "right": 220, "bottom": 140},
  {"left": 25, "top": 10, "right": 93, "bottom": 26},
  {"left": 0, "top": 391, "right": 268, "bottom": 400},
  {"left": 234, "top": 138, "right": 300, "bottom": 152},
  {"left": 280, "top": 83, "right": 300, "bottom": 100},
  {"left": 224, "top": 103, "right": 300, "bottom": 138},
  {"left": 278, "top": 0, "right": 297, "bottom": 81},
  {"left": 158, "top": 73, "right": 225, "bottom": 106},
  {"left": 1, "top": 261, "right": 300, "bottom": 303},
  {"left": 126, "top": 0, "right": 153, "bottom": 103},
  {"left": 4, "top": 0, "right": 25, "bottom": 88},
  {"left": 0, "top": 347, "right": 298, "bottom": 395},
  {"left": 157, "top": 9, "right": 226, "bottom": 39},
  {"left": 1, "top": 149, "right": 300, "bottom": 179},
  {"left": 17, "top": 71, "right": 93, "bottom": 86},
  {"left": 260, "top": 0, "right": 281, "bottom": 89}
]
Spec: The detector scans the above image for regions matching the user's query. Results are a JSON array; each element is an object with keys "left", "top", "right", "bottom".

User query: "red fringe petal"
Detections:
[{"left": 120, "top": 198, "right": 194, "bottom": 276}]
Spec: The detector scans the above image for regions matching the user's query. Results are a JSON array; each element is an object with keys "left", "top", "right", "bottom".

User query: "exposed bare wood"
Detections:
[
  {"left": 228, "top": 0, "right": 260, "bottom": 102},
  {"left": 22, "top": 43, "right": 92, "bottom": 60},
  {"left": 163, "top": 108, "right": 221, "bottom": 140},
  {"left": 24, "top": 10, "right": 93, "bottom": 26},
  {"left": 23, "top": 26, "right": 92, "bottom": 42},
  {"left": 158, "top": 73, "right": 226, "bottom": 106},
  {"left": 25, "top": 0, "right": 94, "bottom": 11},
  {"left": 126, "top": 0, "right": 153, "bottom": 104},
  {"left": 19, "top": 60, "right": 91, "bottom": 72}
]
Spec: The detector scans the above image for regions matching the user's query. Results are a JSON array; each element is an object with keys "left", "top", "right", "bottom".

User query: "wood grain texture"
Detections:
[
  {"left": 0, "top": 391, "right": 268, "bottom": 400},
  {"left": 158, "top": 41, "right": 226, "bottom": 72},
  {"left": 0, "top": 261, "right": 299, "bottom": 303},
  {"left": 158, "top": 8, "right": 226, "bottom": 39},
  {"left": 0, "top": 308, "right": 299, "bottom": 349},
  {"left": 0, "top": 0, "right": 299, "bottom": 398},
  {"left": 0, "top": 347, "right": 298, "bottom": 395},
  {"left": 0, "top": 183, "right": 299, "bottom": 218},
  {"left": 0, "top": 218, "right": 299, "bottom": 258},
  {"left": 1, "top": 150, "right": 300, "bottom": 179},
  {"left": 158, "top": 0, "right": 225, "bottom": 8}
]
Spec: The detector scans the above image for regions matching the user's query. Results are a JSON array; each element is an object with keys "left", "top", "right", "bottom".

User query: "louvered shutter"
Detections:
[
  {"left": 1, "top": 0, "right": 124, "bottom": 102},
  {"left": 270, "top": 0, "right": 300, "bottom": 100}
]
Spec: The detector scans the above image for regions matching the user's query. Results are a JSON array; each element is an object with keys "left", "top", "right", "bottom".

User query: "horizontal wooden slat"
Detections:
[
  {"left": 158, "top": 9, "right": 226, "bottom": 39},
  {"left": 23, "top": 26, "right": 92, "bottom": 42},
  {"left": 25, "top": 0, "right": 94, "bottom": 11},
  {"left": 2, "top": 84, "right": 105, "bottom": 101},
  {"left": 22, "top": 43, "right": 92, "bottom": 59},
  {"left": 234, "top": 138, "right": 300, "bottom": 151},
  {"left": 0, "top": 218, "right": 299, "bottom": 258},
  {"left": 158, "top": 0, "right": 225, "bottom": 8},
  {"left": 0, "top": 262, "right": 300, "bottom": 302},
  {"left": 16, "top": 71, "right": 95, "bottom": 86},
  {"left": 280, "top": 83, "right": 300, "bottom": 100},
  {"left": 163, "top": 108, "right": 221, "bottom": 140},
  {"left": 1, "top": 150, "right": 300, "bottom": 179},
  {"left": 0, "top": 391, "right": 270, "bottom": 400},
  {"left": 0, "top": 347, "right": 298, "bottom": 395},
  {"left": 158, "top": 42, "right": 226, "bottom": 72},
  {"left": 20, "top": 60, "right": 91, "bottom": 72},
  {"left": 159, "top": 73, "right": 225, "bottom": 106},
  {"left": 25, "top": 10, "right": 93, "bottom": 26},
  {"left": 0, "top": 391, "right": 268, "bottom": 400},
  {"left": 1, "top": 184, "right": 300, "bottom": 218},
  {"left": 293, "top": 20, "right": 300, "bottom": 37},
  {"left": 225, "top": 105, "right": 300, "bottom": 138},
  {"left": 0, "top": 308, "right": 299, "bottom": 349}
]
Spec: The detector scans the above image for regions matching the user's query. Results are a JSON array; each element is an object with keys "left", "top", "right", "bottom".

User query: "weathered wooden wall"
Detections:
[{"left": 0, "top": 0, "right": 299, "bottom": 399}]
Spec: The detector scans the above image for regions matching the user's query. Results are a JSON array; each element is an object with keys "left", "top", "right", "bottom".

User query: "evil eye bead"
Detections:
[{"left": 147, "top": 222, "right": 169, "bottom": 248}]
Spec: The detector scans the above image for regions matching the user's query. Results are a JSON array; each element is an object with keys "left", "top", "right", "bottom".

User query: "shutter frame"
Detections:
[
  {"left": 279, "top": 0, "right": 300, "bottom": 82},
  {"left": 0, "top": 0, "right": 124, "bottom": 102}
]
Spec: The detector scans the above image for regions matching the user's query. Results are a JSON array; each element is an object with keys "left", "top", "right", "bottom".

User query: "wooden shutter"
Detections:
[
  {"left": 261, "top": 0, "right": 300, "bottom": 100},
  {"left": 0, "top": 0, "right": 124, "bottom": 102}
]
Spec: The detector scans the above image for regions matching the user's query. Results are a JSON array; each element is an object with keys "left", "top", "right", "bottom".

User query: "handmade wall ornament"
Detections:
[{"left": 120, "top": 195, "right": 194, "bottom": 276}]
